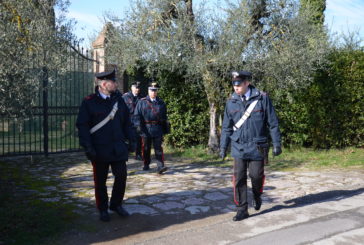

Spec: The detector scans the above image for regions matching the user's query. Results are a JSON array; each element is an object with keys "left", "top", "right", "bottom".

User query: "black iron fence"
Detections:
[{"left": 0, "top": 44, "right": 97, "bottom": 156}]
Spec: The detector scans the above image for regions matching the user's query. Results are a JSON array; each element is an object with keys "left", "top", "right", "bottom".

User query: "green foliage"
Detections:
[
  {"left": 0, "top": 0, "right": 75, "bottom": 116},
  {"left": 156, "top": 71, "right": 209, "bottom": 147},
  {"left": 276, "top": 47, "right": 364, "bottom": 148},
  {"left": 300, "top": 0, "right": 326, "bottom": 26}
]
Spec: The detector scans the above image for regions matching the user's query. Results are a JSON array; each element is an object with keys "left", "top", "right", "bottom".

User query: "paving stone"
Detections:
[
  {"left": 40, "top": 197, "right": 61, "bottom": 202},
  {"left": 153, "top": 201, "right": 185, "bottom": 211},
  {"left": 203, "top": 192, "right": 229, "bottom": 201},
  {"left": 125, "top": 204, "right": 158, "bottom": 215},
  {"left": 185, "top": 206, "right": 210, "bottom": 214},
  {"left": 183, "top": 197, "right": 205, "bottom": 205},
  {"left": 3, "top": 153, "right": 364, "bottom": 220}
]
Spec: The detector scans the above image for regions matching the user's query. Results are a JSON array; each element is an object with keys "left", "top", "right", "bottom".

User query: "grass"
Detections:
[
  {"left": 166, "top": 145, "right": 364, "bottom": 171},
  {"left": 0, "top": 163, "right": 80, "bottom": 245},
  {"left": 268, "top": 147, "right": 364, "bottom": 171}
]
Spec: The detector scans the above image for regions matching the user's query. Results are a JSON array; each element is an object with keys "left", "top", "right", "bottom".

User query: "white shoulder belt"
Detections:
[
  {"left": 90, "top": 102, "right": 118, "bottom": 134},
  {"left": 233, "top": 100, "right": 259, "bottom": 131}
]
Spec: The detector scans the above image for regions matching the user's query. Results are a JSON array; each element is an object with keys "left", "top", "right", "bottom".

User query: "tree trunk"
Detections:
[{"left": 208, "top": 101, "right": 220, "bottom": 153}]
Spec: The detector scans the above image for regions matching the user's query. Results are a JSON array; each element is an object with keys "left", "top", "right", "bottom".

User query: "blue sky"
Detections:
[{"left": 66, "top": 0, "right": 364, "bottom": 48}]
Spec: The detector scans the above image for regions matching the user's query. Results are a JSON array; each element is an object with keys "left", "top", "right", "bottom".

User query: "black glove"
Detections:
[
  {"left": 85, "top": 146, "right": 97, "bottom": 162},
  {"left": 219, "top": 148, "right": 226, "bottom": 160},
  {"left": 273, "top": 146, "right": 282, "bottom": 156}
]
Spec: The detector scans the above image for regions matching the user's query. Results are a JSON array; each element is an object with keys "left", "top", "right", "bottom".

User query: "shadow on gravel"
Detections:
[{"left": 253, "top": 187, "right": 364, "bottom": 218}]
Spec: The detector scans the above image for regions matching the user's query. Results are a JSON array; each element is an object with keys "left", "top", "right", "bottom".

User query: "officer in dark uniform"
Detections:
[
  {"left": 134, "top": 82, "right": 169, "bottom": 174},
  {"left": 220, "top": 71, "right": 282, "bottom": 221},
  {"left": 122, "top": 81, "right": 142, "bottom": 160},
  {"left": 76, "top": 69, "right": 135, "bottom": 222}
]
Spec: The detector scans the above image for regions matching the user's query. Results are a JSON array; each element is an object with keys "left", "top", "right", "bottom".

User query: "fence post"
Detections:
[{"left": 42, "top": 66, "right": 49, "bottom": 157}]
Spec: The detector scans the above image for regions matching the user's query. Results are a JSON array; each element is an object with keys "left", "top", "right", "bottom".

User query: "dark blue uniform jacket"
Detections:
[
  {"left": 76, "top": 89, "right": 134, "bottom": 162},
  {"left": 122, "top": 91, "right": 141, "bottom": 126},
  {"left": 220, "top": 86, "right": 281, "bottom": 160},
  {"left": 134, "top": 96, "right": 168, "bottom": 138}
]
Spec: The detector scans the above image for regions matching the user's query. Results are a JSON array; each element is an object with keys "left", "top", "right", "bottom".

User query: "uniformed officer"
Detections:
[
  {"left": 134, "top": 82, "right": 169, "bottom": 174},
  {"left": 76, "top": 69, "right": 135, "bottom": 222},
  {"left": 122, "top": 81, "right": 143, "bottom": 160},
  {"left": 220, "top": 71, "right": 282, "bottom": 221}
]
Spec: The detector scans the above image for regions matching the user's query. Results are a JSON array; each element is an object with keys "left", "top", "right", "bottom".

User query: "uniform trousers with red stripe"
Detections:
[
  {"left": 141, "top": 136, "right": 164, "bottom": 167},
  {"left": 233, "top": 158, "right": 265, "bottom": 211},
  {"left": 92, "top": 160, "right": 127, "bottom": 211}
]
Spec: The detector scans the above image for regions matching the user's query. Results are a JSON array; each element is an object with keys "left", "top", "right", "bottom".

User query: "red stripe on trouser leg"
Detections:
[
  {"left": 141, "top": 137, "right": 146, "bottom": 164},
  {"left": 260, "top": 174, "right": 265, "bottom": 193},
  {"left": 233, "top": 164, "right": 239, "bottom": 205},
  {"left": 92, "top": 161, "right": 100, "bottom": 209}
]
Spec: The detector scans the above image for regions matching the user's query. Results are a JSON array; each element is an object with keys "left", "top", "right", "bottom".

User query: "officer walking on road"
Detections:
[
  {"left": 122, "top": 81, "right": 143, "bottom": 160},
  {"left": 76, "top": 69, "right": 135, "bottom": 222},
  {"left": 134, "top": 81, "right": 169, "bottom": 174},
  {"left": 220, "top": 71, "right": 282, "bottom": 221}
]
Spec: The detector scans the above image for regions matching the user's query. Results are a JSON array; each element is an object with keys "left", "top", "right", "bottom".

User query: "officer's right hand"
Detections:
[
  {"left": 85, "top": 147, "right": 97, "bottom": 162},
  {"left": 219, "top": 149, "right": 226, "bottom": 160}
]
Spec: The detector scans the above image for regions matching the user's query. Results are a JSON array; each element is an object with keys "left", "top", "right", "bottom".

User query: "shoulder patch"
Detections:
[{"left": 84, "top": 94, "right": 96, "bottom": 100}]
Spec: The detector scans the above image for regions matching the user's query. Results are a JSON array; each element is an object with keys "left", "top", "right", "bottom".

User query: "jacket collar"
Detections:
[
  {"left": 146, "top": 96, "right": 158, "bottom": 102},
  {"left": 231, "top": 85, "right": 260, "bottom": 101}
]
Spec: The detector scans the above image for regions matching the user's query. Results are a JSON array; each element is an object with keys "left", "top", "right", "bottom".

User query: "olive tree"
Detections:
[
  {"left": 0, "top": 0, "right": 75, "bottom": 116},
  {"left": 106, "top": 0, "right": 329, "bottom": 151}
]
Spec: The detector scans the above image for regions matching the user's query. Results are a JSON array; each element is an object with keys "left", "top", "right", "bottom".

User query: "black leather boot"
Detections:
[
  {"left": 253, "top": 196, "right": 262, "bottom": 210},
  {"left": 99, "top": 210, "right": 110, "bottom": 222},
  {"left": 233, "top": 210, "right": 249, "bottom": 221}
]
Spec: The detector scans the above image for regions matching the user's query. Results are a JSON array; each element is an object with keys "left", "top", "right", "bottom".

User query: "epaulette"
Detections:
[
  {"left": 260, "top": 90, "right": 267, "bottom": 96},
  {"left": 84, "top": 94, "right": 96, "bottom": 100},
  {"left": 228, "top": 94, "right": 238, "bottom": 101}
]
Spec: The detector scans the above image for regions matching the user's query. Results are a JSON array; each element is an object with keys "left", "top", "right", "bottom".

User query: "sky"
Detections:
[{"left": 65, "top": 0, "right": 364, "bottom": 48}]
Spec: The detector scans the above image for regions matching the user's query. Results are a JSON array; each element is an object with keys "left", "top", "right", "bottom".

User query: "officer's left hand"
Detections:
[
  {"left": 219, "top": 149, "right": 226, "bottom": 160},
  {"left": 273, "top": 146, "right": 282, "bottom": 156}
]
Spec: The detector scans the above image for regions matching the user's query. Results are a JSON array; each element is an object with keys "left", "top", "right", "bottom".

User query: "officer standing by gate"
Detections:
[
  {"left": 134, "top": 81, "right": 169, "bottom": 174},
  {"left": 220, "top": 71, "right": 282, "bottom": 221},
  {"left": 76, "top": 69, "right": 135, "bottom": 222},
  {"left": 123, "top": 81, "right": 142, "bottom": 160}
]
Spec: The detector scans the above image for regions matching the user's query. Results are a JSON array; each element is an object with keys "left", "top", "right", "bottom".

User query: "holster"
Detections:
[{"left": 257, "top": 143, "right": 269, "bottom": 165}]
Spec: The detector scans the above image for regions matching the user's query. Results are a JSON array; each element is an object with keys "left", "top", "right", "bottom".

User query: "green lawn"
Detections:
[{"left": 166, "top": 145, "right": 364, "bottom": 170}]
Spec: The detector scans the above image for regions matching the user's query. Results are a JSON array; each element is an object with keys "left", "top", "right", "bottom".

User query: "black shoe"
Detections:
[
  {"left": 253, "top": 196, "right": 262, "bottom": 211},
  {"left": 233, "top": 210, "right": 249, "bottom": 221},
  {"left": 143, "top": 165, "right": 150, "bottom": 171},
  {"left": 157, "top": 166, "right": 168, "bottom": 174},
  {"left": 99, "top": 210, "right": 110, "bottom": 222},
  {"left": 135, "top": 155, "right": 142, "bottom": 160},
  {"left": 110, "top": 206, "right": 130, "bottom": 217}
]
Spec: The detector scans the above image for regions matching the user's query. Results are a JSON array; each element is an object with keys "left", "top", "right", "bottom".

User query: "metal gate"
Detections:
[{"left": 0, "top": 44, "right": 97, "bottom": 156}]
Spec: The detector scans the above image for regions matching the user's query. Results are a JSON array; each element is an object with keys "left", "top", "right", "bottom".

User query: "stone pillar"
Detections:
[{"left": 92, "top": 23, "right": 125, "bottom": 92}]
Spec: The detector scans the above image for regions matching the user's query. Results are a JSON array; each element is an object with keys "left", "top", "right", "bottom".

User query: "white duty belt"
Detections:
[
  {"left": 90, "top": 102, "right": 118, "bottom": 134},
  {"left": 233, "top": 100, "right": 259, "bottom": 131}
]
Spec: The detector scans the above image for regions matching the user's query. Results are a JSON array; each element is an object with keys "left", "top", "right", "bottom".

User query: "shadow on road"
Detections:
[{"left": 252, "top": 187, "right": 364, "bottom": 218}]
